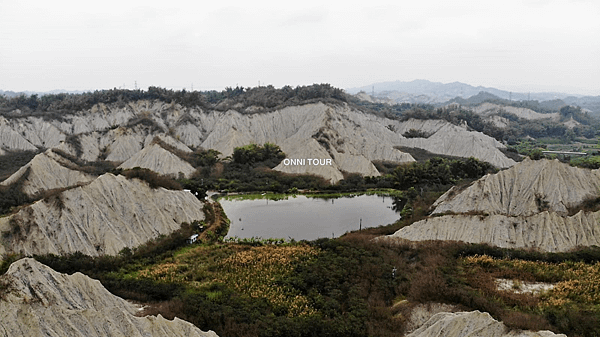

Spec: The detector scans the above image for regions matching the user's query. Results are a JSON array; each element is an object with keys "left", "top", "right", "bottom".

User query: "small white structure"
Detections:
[{"left": 188, "top": 234, "right": 199, "bottom": 244}]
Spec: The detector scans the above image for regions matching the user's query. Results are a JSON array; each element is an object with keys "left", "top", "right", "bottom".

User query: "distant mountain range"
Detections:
[
  {"left": 347, "top": 79, "right": 600, "bottom": 115},
  {"left": 346, "top": 79, "right": 583, "bottom": 101},
  {"left": 0, "top": 89, "right": 86, "bottom": 97}
]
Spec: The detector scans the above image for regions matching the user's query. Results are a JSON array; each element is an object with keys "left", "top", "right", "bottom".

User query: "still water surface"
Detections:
[{"left": 221, "top": 195, "right": 401, "bottom": 241}]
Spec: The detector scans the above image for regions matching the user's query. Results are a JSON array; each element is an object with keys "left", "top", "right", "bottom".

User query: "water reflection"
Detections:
[{"left": 221, "top": 195, "right": 401, "bottom": 241}]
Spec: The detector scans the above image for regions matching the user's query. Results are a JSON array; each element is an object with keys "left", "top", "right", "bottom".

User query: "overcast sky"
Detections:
[{"left": 1, "top": 0, "right": 598, "bottom": 95}]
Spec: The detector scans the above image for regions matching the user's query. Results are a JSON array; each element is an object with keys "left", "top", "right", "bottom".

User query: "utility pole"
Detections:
[
  {"left": 191, "top": 83, "right": 194, "bottom": 91},
  {"left": 134, "top": 81, "right": 137, "bottom": 90}
]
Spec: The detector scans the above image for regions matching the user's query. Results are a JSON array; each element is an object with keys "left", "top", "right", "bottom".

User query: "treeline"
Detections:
[{"left": 0, "top": 84, "right": 347, "bottom": 113}]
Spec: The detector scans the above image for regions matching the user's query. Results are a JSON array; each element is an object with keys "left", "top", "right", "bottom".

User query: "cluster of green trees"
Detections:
[
  {"left": 386, "top": 157, "right": 496, "bottom": 190},
  {"left": 232, "top": 143, "right": 285, "bottom": 166}
]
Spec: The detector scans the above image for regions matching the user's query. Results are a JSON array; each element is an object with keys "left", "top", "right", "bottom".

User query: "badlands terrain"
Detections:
[
  {"left": 1, "top": 86, "right": 599, "bottom": 336},
  {"left": 386, "top": 158, "right": 600, "bottom": 252},
  {"left": 0, "top": 99, "right": 515, "bottom": 185}
]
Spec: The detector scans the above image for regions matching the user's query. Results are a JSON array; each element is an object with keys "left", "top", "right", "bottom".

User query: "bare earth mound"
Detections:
[
  {"left": 118, "top": 143, "right": 196, "bottom": 178},
  {"left": 407, "top": 310, "right": 564, "bottom": 337},
  {"left": 433, "top": 158, "right": 600, "bottom": 216},
  {"left": 386, "top": 159, "right": 600, "bottom": 252},
  {"left": 0, "top": 258, "right": 218, "bottom": 337},
  {"left": 0, "top": 149, "right": 94, "bottom": 196},
  {"left": 389, "top": 210, "right": 600, "bottom": 252},
  {"left": 0, "top": 173, "right": 205, "bottom": 257}
]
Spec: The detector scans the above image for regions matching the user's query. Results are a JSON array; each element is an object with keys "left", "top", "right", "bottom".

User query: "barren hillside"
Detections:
[
  {"left": 0, "top": 100, "right": 516, "bottom": 183},
  {"left": 0, "top": 173, "right": 205, "bottom": 257},
  {"left": 386, "top": 159, "right": 600, "bottom": 252},
  {"left": 0, "top": 258, "right": 218, "bottom": 337}
]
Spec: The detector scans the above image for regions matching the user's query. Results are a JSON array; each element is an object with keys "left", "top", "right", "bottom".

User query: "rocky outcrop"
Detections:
[
  {"left": 0, "top": 149, "right": 94, "bottom": 196},
  {"left": 407, "top": 310, "right": 565, "bottom": 337},
  {"left": 0, "top": 173, "right": 205, "bottom": 257},
  {"left": 386, "top": 159, "right": 600, "bottom": 252},
  {"left": 0, "top": 258, "right": 218, "bottom": 337},
  {"left": 118, "top": 144, "right": 196, "bottom": 178},
  {"left": 432, "top": 158, "right": 600, "bottom": 216}
]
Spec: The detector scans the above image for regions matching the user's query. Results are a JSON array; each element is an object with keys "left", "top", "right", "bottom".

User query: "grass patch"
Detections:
[{"left": 218, "top": 189, "right": 405, "bottom": 202}]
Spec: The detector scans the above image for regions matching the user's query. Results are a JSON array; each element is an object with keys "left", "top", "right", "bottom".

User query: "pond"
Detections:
[{"left": 220, "top": 194, "right": 402, "bottom": 241}]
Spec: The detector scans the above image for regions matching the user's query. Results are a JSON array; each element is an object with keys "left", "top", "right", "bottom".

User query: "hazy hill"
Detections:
[
  {"left": 348, "top": 80, "right": 600, "bottom": 116},
  {"left": 347, "top": 79, "right": 580, "bottom": 102}
]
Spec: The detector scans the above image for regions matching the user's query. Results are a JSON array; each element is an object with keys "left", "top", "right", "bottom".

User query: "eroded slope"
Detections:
[
  {"left": 1, "top": 100, "right": 517, "bottom": 183},
  {"left": 0, "top": 149, "right": 94, "bottom": 196},
  {"left": 407, "top": 311, "right": 564, "bottom": 337},
  {"left": 0, "top": 173, "right": 204, "bottom": 257},
  {"left": 433, "top": 158, "right": 600, "bottom": 216},
  {"left": 0, "top": 258, "right": 218, "bottom": 337},
  {"left": 386, "top": 159, "right": 600, "bottom": 252}
]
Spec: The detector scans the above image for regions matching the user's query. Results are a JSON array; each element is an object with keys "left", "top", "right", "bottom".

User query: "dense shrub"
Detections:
[
  {"left": 0, "top": 150, "right": 39, "bottom": 181},
  {"left": 232, "top": 143, "right": 285, "bottom": 167},
  {"left": 120, "top": 168, "right": 182, "bottom": 190},
  {"left": 402, "top": 129, "right": 431, "bottom": 138},
  {"left": 0, "top": 167, "right": 33, "bottom": 215},
  {"left": 390, "top": 157, "right": 496, "bottom": 190}
]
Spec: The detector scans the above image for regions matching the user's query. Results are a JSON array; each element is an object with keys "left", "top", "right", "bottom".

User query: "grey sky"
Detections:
[{"left": 1, "top": 0, "right": 599, "bottom": 95}]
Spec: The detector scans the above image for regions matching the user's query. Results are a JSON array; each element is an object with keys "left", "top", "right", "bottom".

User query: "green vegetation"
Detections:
[
  {"left": 232, "top": 143, "right": 285, "bottom": 166},
  {"left": 25, "top": 226, "right": 600, "bottom": 337},
  {"left": 570, "top": 156, "right": 600, "bottom": 169},
  {"left": 219, "top": 189, "right": 405, "bottom": 202},
  {"left": 119, "top": 167, "right": 182, "bottom": 190},
  {"left": 401, "top": 128, "right": 431, "bottom": 138},
  {"left": 0, "top": 167, "right": 32, "bottom": 215},
  {"left": 0, "top": 150, "right": 40, "bottom": 181}
]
